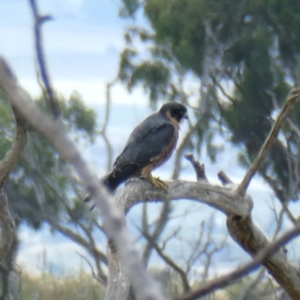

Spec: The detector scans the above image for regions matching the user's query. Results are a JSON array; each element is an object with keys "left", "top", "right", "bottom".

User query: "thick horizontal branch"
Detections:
[{"left": 117, "top": 179, "right": 253, "bottom": 217}]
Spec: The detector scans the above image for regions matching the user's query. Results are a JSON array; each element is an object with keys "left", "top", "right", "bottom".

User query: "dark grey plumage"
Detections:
[{"left": 104, "top": 102, "right": 187, "bottom": 191}]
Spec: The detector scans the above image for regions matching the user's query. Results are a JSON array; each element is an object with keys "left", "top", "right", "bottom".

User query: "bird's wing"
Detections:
[
  {"left": 104, "top": 114, "right": 176, "bottom": 191},
  {"left": 114, "top": 115, "right": 176, "bottom": 170}
]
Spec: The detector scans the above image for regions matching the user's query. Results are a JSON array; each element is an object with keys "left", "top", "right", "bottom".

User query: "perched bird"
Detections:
[{"left": 104, "top": 102, "right": 188, "bottom": 192}]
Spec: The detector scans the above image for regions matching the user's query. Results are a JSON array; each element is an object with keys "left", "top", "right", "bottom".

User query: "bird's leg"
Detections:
[{"left": 141, "top": 173, "right": 168, "bottom": 191}]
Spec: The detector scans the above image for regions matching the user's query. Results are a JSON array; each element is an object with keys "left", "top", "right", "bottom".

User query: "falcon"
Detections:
[{"left": 104, "top": 102, "right": 188, "bottom": 191}]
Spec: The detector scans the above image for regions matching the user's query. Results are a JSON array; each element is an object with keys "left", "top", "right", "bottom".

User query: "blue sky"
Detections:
[
  {"left": 1, "top": 0, "right": 146, "bottom": 105},
  {"left": 1, "top": 0, "right": 300, "bottom": 278}
]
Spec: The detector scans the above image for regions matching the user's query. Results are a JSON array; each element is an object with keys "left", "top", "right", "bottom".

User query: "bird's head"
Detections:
[{"left": 159, "top": 102, "right": 188, "bottom": 125}]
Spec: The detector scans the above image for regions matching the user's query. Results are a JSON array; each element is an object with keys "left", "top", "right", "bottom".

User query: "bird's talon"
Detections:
[{"left": 141, "top": 175, "right": 168, "bottom": 191}]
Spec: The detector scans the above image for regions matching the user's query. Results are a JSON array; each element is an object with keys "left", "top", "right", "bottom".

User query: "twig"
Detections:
[
  {"left": 212, "top": 75, "right": 235, "bottom": 103},
  {"left": 140, "top": 229, "right": 191, "bottom": 293},
  {"left": 77, "top": 251, "right": 106, "bottom": 285},
  {"left": 185, "top": 153, "right": 208, "bottom": 182},
  {"left": 142, "top": 196, "right": 172, "bottom": 266},
  {"left": 177, "top": 225, "right": 300, "bottom": 300},
  {"left": 235, "top": 268, "right": 266, "bottom": 300},
  {"left": 99, "top": 77, "right": 117, "bottom": 171},
  {"left": 217, "top": 171, "right": 233, "bottom": 186},
  {"left": 29, "top": 0, "right": 60, "bottom": 118},
  {"left": 172, "top": 119, "right": 202, "bottom": 179},
  {"left": 236, "top": 88, "right": 300, "bottom": 196}
]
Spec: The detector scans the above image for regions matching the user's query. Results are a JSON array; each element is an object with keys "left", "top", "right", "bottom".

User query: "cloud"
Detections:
[{"left": 0, "top": 0, "right": 126, "bottom": 103}]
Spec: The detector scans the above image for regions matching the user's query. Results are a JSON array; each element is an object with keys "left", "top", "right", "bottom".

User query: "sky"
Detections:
[
  {"left": 1, "top": 0, "right": 300, "bottom": 280},
  {"left": 1, "top": 0, "right": 145, "bottom": 105}
]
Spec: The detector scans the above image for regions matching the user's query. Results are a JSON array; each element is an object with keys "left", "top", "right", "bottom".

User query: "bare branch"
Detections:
[
  {"left": 19, "top": 208, "right": 109, "bottom": 268},
  {"left": 184, "top": 153, "right": 208, "bottom": 182},
  {"left": 0, "top": 191, "right": 15, "bottom": 261},
  {"left": 237, "top": 88, "right": 300, "bottom": 196},
  {"left": 217, "top": 171, "right": 233, "bottom": 186},
  {"left": 172, "top": 118, "right": 202, "bottom": 179},
  {"left": 99, "top": 77, "right": 118, "bottom": 171},
  {"left": 119, "top": 179, "right": 252, "bottom": 217},
  {"left": 0, "top": 105, "right": 27, "bottom": 261},
  {"left": 29, "top": 0, "right": 60, "bottom": 118},
  {"left": 142, "top": 197, "right": 172, "bottom": 266},
  {"left": 212, "top": 75, "right": 235, "bottom": 103},
  {"left": 177, "top": 225, "right": 300, "bottom": 300},
  {"left": 77, "top": 251, "right": 106, "bottom": 285},
  {"left": 141, "top": 229, "right": 191, "bottom": 293},
  {"left": 0, "top": 109, "right": 27, "bottom": 184},
  {"left": 185, "top": 221, "right": 206, "bottom": 275},
  {"left": 234, "top": 268, "right": 266, "bottom": 300},
  {"left": 161, "top": 227, "right": 180, "bottom": 251}
]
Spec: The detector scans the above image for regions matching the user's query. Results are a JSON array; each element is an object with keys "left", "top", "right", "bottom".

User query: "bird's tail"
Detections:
[
  {"left": 84, "top": 172, "right": 119, "bottom": 204},
  {"left": 102, "top": 164, "right": 140, "bottom": 193},
  {"left": 101, "top": 171, "right": 120, "bottom": 193},
  {"left": 84, "top": 166, "right": 140, "bottom": 205}
]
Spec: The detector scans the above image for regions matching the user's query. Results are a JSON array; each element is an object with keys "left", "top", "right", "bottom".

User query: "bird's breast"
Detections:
[{"left": 150, "top": 128, "right": 179, "bottom": 170}]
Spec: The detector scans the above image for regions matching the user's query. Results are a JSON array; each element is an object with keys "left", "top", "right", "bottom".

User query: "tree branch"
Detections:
[
  {"left": 0, "top": 108, "right": 27, "bottom": 184},
  {"left": 236, "top": 88, "right": 300, "bottom": 196},
  {"left": 0, "top": 191, "right": 14, "bottom": 261},
  {"left": 29, "top": 0, "right": 60, "bottom": 118},
  {"left": 0, "top": 104, "right": 27, "bottom": 261},
  {"left": 142, "top": 197, "right": 172, "bottom": 266},
  {"left": 141, "top": 229, "right": 191, "bottom": 293},
  {"left": 184, "top": 153, "right": 208, "bottom": 182},
  {"left": 98, "top": 77, "right": 117, "bottom": 171}
]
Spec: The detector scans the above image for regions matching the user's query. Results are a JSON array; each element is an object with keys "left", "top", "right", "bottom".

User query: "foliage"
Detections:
[{"left": 0, "top": 91, "right": 97, "bottom": 228}]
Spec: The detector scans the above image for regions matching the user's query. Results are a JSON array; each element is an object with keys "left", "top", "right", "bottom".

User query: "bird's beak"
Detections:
[{"left": 183, "top": 114, "right": 188, "bottom": 120}]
